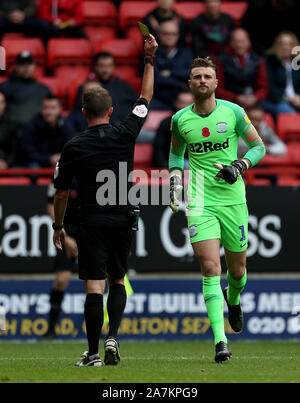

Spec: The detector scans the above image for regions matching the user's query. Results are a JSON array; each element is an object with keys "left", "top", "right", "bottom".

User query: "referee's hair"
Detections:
[
  {"left": 189, "top": 57, "right": 217, "bottom": 76},
  {"left": 82, "top": 87, "right": 112, "bottom": 119}
]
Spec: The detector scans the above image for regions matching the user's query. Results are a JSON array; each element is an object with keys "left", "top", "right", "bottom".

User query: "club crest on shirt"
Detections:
[
  {"left": 189, "top": 225, "right": 198, "bottom": 238},
  {"left": 216, "top": 122, "right": 227, "bottom": 133}
]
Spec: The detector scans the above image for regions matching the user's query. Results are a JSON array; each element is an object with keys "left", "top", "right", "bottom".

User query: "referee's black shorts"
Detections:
[
  {"left": 54, "top": 223, "right": 78, "bottom": 272},
  {"left": 77, "top": 213, "right": 133, "bottom": 280}
]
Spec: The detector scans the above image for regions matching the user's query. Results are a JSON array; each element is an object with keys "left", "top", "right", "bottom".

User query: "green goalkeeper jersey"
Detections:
[{"left": 169, "top": 99, "right": 266, "bottom": 209}]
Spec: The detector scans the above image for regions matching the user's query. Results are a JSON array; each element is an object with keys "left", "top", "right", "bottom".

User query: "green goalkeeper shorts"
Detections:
[{"left": 187, "top": 203, "right": 248, "bottom": 252}]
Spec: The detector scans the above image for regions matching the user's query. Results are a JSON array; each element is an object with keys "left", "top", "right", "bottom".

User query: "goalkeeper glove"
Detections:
[
  {"left": 213, "top": 160, "right": 249, "bottom": 185},
  {"left": 170, "top": 174, "right": 183, "bottom": 213}
]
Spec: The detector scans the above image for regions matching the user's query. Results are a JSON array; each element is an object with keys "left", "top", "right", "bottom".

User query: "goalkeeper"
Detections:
[{"left": 169, "top": 57, "right": 265, "bottom": 363}]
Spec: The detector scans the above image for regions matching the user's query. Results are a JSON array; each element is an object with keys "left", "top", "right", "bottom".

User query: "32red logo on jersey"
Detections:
[{"left": 202, "top": 127, "right": 210, "bottom": 137}]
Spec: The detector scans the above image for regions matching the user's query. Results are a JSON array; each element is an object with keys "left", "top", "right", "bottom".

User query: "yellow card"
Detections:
[{"left": 138, "top": 21, "right": 150, "bottom": 38}]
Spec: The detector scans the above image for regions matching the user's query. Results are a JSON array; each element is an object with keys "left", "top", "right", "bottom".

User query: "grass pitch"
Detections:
[{"left": 0, "top": 340, "right": 299, "bottom": 383}]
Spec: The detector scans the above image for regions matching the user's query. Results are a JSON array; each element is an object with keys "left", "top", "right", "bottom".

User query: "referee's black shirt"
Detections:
[{"left": 53, "top": 98, "right": 149, "bottom": 217}]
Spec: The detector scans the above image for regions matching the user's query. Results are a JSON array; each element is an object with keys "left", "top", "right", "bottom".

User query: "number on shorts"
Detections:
[{"left": 238, "top": 225, "right": 246, "bottom": 242}]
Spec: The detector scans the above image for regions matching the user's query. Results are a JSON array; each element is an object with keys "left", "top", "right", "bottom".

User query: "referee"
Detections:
[{"left": 52, "top": 34, "right": 158, "bottom": 367}]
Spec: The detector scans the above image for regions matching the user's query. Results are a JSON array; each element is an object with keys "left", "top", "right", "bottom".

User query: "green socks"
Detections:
[
  {"left": 226, "top": 269, "right": 247, "bottom": 306},
  {"left": 202, "top": 276, "right": 227, "bottom": 345}
]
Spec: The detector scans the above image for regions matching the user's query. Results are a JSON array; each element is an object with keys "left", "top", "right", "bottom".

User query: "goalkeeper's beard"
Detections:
[{"left": 194, "top": 87, "right": 215, "bottom": 101}]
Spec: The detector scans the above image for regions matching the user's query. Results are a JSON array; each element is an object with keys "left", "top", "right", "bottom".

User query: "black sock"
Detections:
[
  {"left": 48, "top": 289, "right": 64, "bottom": 333},
  {"left": 107, "top": 284, "right": 127, "bottom": 339},
  {"left": 84, "top": 293, "right": 103, "bottom": 356}
]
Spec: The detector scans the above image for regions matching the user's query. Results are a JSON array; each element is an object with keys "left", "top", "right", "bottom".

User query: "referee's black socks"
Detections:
[
  {"left": 107, "top": 284, "right": 127, "bottom": 339},
  {"left": 84, "top": 293, "right": 104, "bottom": 356}
]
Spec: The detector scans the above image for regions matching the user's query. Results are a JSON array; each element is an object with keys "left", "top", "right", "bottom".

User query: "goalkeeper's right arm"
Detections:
[
  {"left": 169, "top": 170, "right": 183, "bottom": 213},
  {"left": 169, "top": 118, "right": 186, "bottom": 213}
]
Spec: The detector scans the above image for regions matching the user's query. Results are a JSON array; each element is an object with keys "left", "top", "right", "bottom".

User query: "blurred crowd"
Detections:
[{"left": 0, "top": 0, "right": 299, "bottom": 177}]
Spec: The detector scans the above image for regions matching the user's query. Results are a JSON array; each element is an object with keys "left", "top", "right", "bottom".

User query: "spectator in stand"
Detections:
[
  {"left": 150, "top": 20, "right": 193, "bottom": 110},
  {"left": 38, "top": 0, "right": 86, "bottom": 38},
  {"left": 67, "top": 79, "right": 102, "bottom": 133},
  {"left": 0, "top": 0, "right": 53, "bottom": 44},
  {"left": 238, "top": 104, "right": 286, "bottom": 158},
  {"left": 261, "top": 31, "right": 300, "bottom": 119},
  {"left": 0, "top": 51, "right": 51, "bottom": 127},
  {"left": 142, "top": 0, "right": 187, "bottom": 46},
  {"left": 20, "top": 95, "right": 74, "bottom": 167},
  {"left": 73, "top": 52, "right": 137, "bottom": 125},
  {"left": 241, "top": 0, "right": 298, "bottom": 56},
  {"left": 190, "top": 0, "right": 235, "bottom": 58},
  {"left": 0, "top": 91, "right": 18, "bottom": 169},
  {"left": 216, "top": 28, "right": 268, "bottom": 110},
  {"left": 153, "top": 88, "right": 194, "bottom": 168}
]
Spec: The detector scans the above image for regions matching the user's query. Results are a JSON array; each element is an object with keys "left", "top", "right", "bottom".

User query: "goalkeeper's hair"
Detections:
[{"left": 190, "top": 57, "right": 217, "bottom": 76}]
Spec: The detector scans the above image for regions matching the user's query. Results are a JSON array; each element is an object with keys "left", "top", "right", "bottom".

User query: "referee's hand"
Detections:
[
  {"left": 53, "top": 228, "right": 65, "bottom": 251},
  {"left": 144, "top": 33, "right": 158, "bottom": 56}
]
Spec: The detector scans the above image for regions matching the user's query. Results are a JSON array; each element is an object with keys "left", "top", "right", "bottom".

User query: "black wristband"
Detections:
[
  {"left": 144, "top": 55, "right": 155, "bottom": 65},
  {"left": 52, "top": 223, "right": 64, "bottom": 231},
  {"left": 231, "top": 160, "right": 248, "bottom": 174}
]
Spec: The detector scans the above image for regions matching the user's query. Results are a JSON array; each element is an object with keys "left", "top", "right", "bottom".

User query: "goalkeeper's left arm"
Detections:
[{"left": 214, "top": 112, "right": 266, "bottom": 184}]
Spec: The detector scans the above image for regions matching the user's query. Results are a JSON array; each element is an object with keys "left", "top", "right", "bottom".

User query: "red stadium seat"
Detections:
[
  {"left": 277, "top": 113, "right": 300, "bottom": 141},
  {"left": 47, "top": 38, "right": 92, "bottom": 69},
  {"left": 246, "top": 178, "right": 271, "bottom": 186},
  {"left": 94, "top": 38, "right": 139, "bottom": 65},
  {"left": 38, "top": 76, "right": 69, "bottom": 107},
  {"left": 54, "top": 65, "right": 90, "bottom": 82},
  {"left": 259, "top": 150, "right": 294, "bottom": 166},
  {"left": 36, "top": 177, "right": 53, "bottom": 185},
  {"left": 119, "top": 1, "right": 156, "bottom": 30},
  {"left": 114, "top": 65, "right": 142, "bottom": 93},
  {"left": 124, "top": 26, "right": 144, "bottom": 53},
  {"left": 259, "top": 142, "right": 300, "bottom": 166},
  {"left": 83, "top": 1, "right": 117, "bottom": 25},
  {"left": 84, "top": 26, "right": 116, "bottom": 48},
  {"left": 2, "top": 37, "right": 45, "bottom": 66},
  {"left": 0, "top": 177, "right": 31, "bottom": 185},
  {"left": 134, "top": 144, "right": 153, "bottom": 169},
  {"left": 123, "top": 76, "right": 141, "bottom": 94},
  {"left": 264, "top": 112, "right": 275, "bottom": 131},
  {"left": 173, "top": 2, "right": 205, "bottom": 22},
  {"left": 220, "top": 2, "right": 248, "bottom": 25},
  {"left": 143, "top": 110, "right": 172, "bottom": 131},
  {"left": 114, "top": 65, "right": 138, "bottom": 80},
  {"left": 173, "top": 2, "right": 248, "bottom": 24},
  {"left": 287, "top": 141, "right": 300, "bottom": 164},
  {"left": 68, "top": 78, "right": 84, "bottom": 109},
  {"left": 277, "top": 175, "right": 300, "bottom": 186}
]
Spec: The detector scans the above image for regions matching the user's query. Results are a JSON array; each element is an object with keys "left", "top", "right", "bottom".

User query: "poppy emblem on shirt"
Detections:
[{"left": 216, "top": 122, "right": 227, "bottom": 133}]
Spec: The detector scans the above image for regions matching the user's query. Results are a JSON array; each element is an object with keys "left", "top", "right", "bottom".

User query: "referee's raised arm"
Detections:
[{"left": 140, "top": 34, "right": 158, "bottom": 104}]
